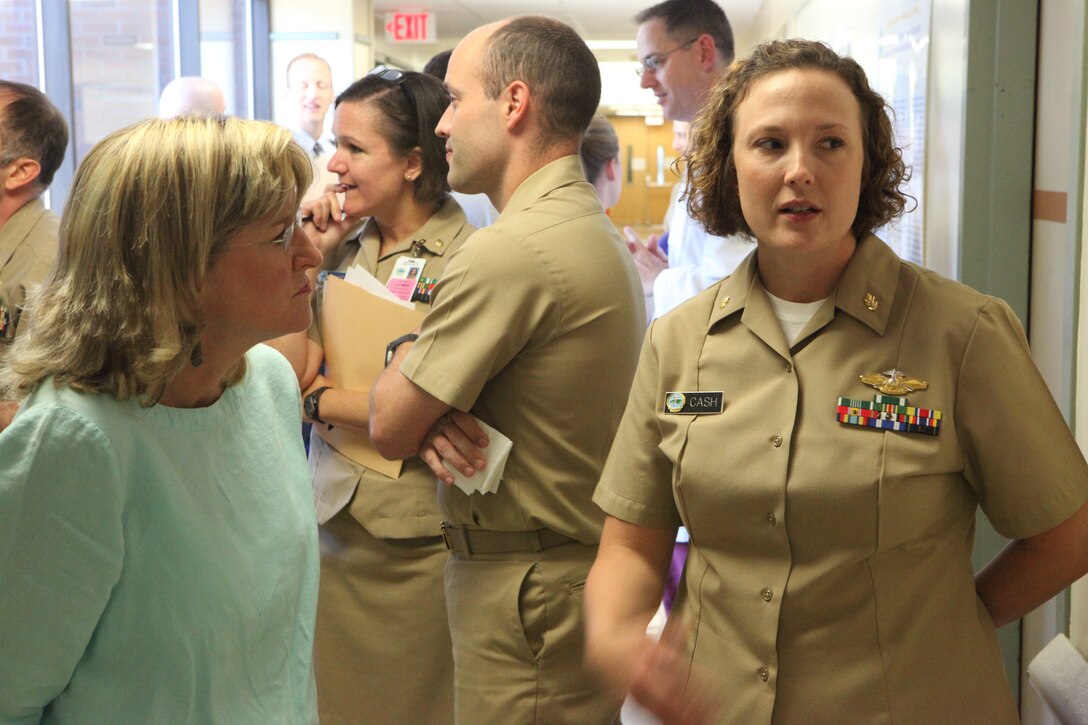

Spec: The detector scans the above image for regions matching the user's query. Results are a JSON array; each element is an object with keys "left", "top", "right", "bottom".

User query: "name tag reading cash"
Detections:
[{"left": 664, "top": 391, "right": 724, "bottom": 414}]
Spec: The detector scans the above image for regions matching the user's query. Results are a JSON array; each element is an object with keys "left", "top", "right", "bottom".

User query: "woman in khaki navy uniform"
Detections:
[
  {"left": 275, "top": 69, "right": 472, "bottom": 725},
  {"left": 585, "top": 40, "right": 1088, "bottom": 725}
]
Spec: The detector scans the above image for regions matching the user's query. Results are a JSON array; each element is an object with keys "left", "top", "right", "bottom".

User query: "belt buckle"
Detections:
[{"left": 441, "top": 522, "right": 471, "bottom": 555}]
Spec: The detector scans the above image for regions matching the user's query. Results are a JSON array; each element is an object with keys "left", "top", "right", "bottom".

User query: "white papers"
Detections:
[
  {"left": 442, "top": 417, "right": 512, "bottom": 495},
  {"left": 310, "top": 437, "right": 357, "bottom": 524},
  {"left": 343, "top": 264, "right": 415, "bottom": 309}
]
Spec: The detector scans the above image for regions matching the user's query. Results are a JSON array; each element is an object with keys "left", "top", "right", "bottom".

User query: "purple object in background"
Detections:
[
  {"left": 662, "top": 541, "right": 688, "bottom": 613},
  {"left": 658, "top": 229, "right": 669, "bottom": 257}
]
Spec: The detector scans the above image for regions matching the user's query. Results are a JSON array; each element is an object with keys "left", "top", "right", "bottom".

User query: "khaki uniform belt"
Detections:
[{"left": 441, "top": 523, "right": 576, "bottom": 555}]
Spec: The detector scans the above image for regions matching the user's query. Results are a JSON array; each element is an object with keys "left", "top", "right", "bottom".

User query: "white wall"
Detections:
[
  {"left": 269, "top": 0, "right": 373, "bottom": 133},
  {"left": 1066, "top": 0, "right": 1088, "bottom": 674},
  {"left": 1030, "top": 2, "right": 1087, "bottom": 721}
]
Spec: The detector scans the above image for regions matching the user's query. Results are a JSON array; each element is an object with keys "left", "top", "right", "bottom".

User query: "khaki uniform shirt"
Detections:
[
  {"left": 400, "top": 156, "right": 645, "bottom": 544},
  {"left": 595, "top": 235, "right": 1088, "bottom": 724},
  {"left": 0, "top": 199, "right": 58, "bottom": 347},
  {"left": 310, "top": 197, "right": 474, "bottom": 538}
]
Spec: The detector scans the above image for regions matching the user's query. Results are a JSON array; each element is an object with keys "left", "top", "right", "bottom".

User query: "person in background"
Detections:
[
  {"left": 286, "top": 52, "right": 338, "bottom": 201},
  {"left": 627, "top": 0, "right": 752, "bottom": 319},
  {"left": 287, "top": 53, "right": 334, "bottom": 158},
  {"left": 0, "top": 81, "right": 67, "bottom": 433},
  {"left": 423, "top": 48, "right": 500, "bottom": 228},
  {"left": 423, "top": 48, "right": 453, "bottom": 79},
  {"left": 0, "top": 115, "right": 322, "bottom": 723},
  {"left": 158, "top": 76, "right": 226, "bottom": 117},
  {"left": 369, "top": 16, "right": 644, "bottom": 725},
  {"left": 657, "top": 119, "right": 691, "bottom": 256},
  {"left": 580, "top": 115, "right": 623, "bottom": 212},
  {"left": 585, "top": 39, "right": 1088, "bottom": 724},
  {"left": 269, "top": 68, "right": 470, "bottom": 725}
]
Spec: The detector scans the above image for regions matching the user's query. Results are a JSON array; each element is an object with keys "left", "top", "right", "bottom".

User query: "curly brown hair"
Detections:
[{"left": 686, "top": 39, "right": 910, "bottom": 240}]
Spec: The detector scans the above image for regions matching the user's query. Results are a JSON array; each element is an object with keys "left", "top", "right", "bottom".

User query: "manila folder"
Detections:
[{"left": 313, "top": 274, "right": 425, "bottom": 479}]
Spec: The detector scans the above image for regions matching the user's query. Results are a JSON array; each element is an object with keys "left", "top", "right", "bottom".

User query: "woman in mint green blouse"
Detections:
[{"left": 0, "top": 116, "right": 323, "bottom": 723}]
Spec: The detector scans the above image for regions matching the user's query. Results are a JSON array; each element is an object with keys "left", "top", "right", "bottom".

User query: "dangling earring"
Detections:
[{"left": 190, "top": 342, "right": 203, "bottom": 367}]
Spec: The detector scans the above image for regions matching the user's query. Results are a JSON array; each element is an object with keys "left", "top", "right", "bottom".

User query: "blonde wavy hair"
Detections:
[
  {"left": 0, "top": 115, "right": 312, "bottom": 404},
  {"left": 686, "top": 39, "right": 910, "bottom": 239}
]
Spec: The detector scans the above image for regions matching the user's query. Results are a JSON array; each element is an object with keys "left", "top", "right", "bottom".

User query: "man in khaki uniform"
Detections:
[
  {"left": 0, "top": 81, "right": 68, "bottom": 431},
  {"left": 593, "top": 234, "right": 1088, "bottom": 723},
  {"left": 369, "top": 16, "right": 645, "bottom": 725}
]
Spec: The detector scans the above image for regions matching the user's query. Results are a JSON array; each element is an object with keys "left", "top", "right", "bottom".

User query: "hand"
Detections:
[
  {"left": 627, "top": 622, "right": 721, "bottom": 725},
  {"left": 301, "top": 189, "right": 359, "bottom": 257},
  {"left": 0, "top": 399, "right": 18, "bottom": 433},
  {"left": 420, "top": 410, "right": 489, "bottom": 486},
  {"left": 624, "top": 227, "right": 669, "bottom": 295}
]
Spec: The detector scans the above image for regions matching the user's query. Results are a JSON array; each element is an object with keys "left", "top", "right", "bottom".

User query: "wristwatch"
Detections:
[
  {"left": 304, "top": 386, "right": 332, "bottom": 424},
  {"left": 384, "top": 333, "right": 419, "bottom": 367}
]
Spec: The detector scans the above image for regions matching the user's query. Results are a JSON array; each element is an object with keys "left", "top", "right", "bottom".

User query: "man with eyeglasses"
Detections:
[
  {"left": 369, "top": 15, "right": 644, "bottom": 725},
  {"left": 0, "top": 81, "right": 67, "bottom": 432},
  {"left": 629, "top": 0, "right": 753, "bottom": 319}
]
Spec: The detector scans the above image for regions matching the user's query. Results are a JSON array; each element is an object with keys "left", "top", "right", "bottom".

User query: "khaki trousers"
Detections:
[
  {"left": 444, "top": 542, "right": 619, "bottom": 725},
  {"left": 314, "top": 509, "right": 454, "bottom": 725}
]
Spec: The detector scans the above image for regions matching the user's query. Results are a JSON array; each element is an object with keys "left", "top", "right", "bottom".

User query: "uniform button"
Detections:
[
  {"left": 759, "top": 666, "right": 770, "bottom": 682},
  {"left": 761, "top": 587, "right": 774, "bottom": 602},
  {"left": 766, "top": 512, "right": 777, "bottom": 526},
  {"left": 785, "top": 362, "right": 793, "bottom": 373},
  {"left": 771, "top": 434, "right": 783, "bottom": 447},
  {"left": 434, "top": 240, "right": 444, "bottom": 248}
]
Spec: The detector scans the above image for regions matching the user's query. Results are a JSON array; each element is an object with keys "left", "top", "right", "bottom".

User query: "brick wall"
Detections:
[
  {"left": 0, "top": 0, "right": 39, "bottom": 85},
  {"left": 69, "top": 0, "right": 174, "bottom": 161}
]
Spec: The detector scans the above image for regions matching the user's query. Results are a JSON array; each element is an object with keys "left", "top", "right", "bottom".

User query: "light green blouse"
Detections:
[{"left": 0, "top": 344, "right": 318, "bottom": 724}]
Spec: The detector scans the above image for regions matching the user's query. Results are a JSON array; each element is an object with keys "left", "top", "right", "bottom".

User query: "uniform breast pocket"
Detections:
[{"left": 876, "top": 423, "right": 970, "bottom": 552}]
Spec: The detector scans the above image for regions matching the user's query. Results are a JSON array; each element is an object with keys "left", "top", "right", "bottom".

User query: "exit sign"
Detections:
[{"left": 384, "top": 11, "right": 436, "bottom": 43}]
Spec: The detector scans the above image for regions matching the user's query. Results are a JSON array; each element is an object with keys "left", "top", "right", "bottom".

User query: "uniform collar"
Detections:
[
  {"left": 406, "top": 196, "right": 471, "bottom": 257},
  {"left": 831, "top": 234, "right": 899, "bottom": 336},
  {"left": 0, "top": 197, "right": 49, "bottom": 255},
  {"left": 501, "top": 155, "right": 588, "bottom": 218},
  {"left": 706, "top": 247, "right": 758, "bottom": 331},
  {"left": 707, "top": 234, "right": 900, "bottom": 339},
  {"left": 358, "top": 196, "right": 470, "bottom": 262}
]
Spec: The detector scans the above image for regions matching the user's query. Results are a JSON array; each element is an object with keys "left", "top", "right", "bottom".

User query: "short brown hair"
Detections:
[
  {"left": 686, "top": 39, "right": 910, "bottom": 239},
  {"left": 635, "top": 0, "right": 734, "bottom": 64},
  {"left": 0, "top": 80, "right": 68, "bottom": 189},
  {"left": 480, "top": 16, "right": 601, "bottom": 145}
]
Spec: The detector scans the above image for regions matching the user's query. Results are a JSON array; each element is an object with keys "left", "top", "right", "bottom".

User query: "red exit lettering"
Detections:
[{"left": 385, "top": 12, "right": 432, "bottom": 42}]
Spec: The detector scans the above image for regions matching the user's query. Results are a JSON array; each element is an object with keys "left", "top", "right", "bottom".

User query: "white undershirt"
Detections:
[{"left": 765, "top": 290, "right": 829, "bottom": 346}]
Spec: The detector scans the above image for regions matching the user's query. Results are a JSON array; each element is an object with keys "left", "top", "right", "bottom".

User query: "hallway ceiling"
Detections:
[{"left": 371, "top": 0, "right": 759, "bottom": 45}]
